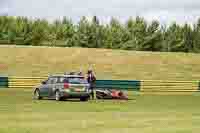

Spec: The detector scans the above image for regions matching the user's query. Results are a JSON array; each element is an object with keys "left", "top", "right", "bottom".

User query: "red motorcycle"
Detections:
[{"left": 96, "top": 89, "right": 128, "bottom": 100}]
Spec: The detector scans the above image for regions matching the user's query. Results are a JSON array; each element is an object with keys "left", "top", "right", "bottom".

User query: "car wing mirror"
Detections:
[{"left": 42, "top": 81, "right": 46, "bottom": 84}]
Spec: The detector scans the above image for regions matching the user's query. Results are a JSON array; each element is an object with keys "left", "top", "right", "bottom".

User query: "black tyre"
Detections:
[
  {"left": 96, "top": 95, "right": 103, "bottom": 99},
  {"left": 55, "top": 90, "right": 61, "bottom": 101},
  {"left": 80, "top": 97, "right": 89, "bottom": 101},
  {"left": 34, "top": 89, "right": 42, "bottom": 100}
]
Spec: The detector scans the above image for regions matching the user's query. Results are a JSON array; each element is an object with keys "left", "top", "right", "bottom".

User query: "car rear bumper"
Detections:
[{"left": 60, "top": 91, "right": 90, "bottom": 98}]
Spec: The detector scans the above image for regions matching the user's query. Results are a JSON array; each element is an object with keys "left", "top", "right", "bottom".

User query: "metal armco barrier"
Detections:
[
  {"left": 140, "top": 80, "right": 199, "bottom": 92},
  {"left": 8, "top": 77, "right": 47, "bottom": 88},
  {"left": 199, "top": 81, "right": 200, "bottom": 91},
  {"left": 0, "top": 76, "right": 200, "bottom": 93}
]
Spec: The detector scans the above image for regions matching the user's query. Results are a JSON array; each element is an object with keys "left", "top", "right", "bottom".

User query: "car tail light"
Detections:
[{"left": 64, "top": 83, "right": 69, "bottom": 89}]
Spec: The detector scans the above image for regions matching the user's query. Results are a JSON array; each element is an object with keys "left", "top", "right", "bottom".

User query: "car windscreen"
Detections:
[{"left": 68, "top": 77, "right": 88, "bottom": 84}]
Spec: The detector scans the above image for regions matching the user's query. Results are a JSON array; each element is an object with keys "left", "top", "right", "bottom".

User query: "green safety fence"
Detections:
[
  {"left": 0, "top": 77, "right": 8, "bottom": 88},
  {"left": 94, "top": 80, "right": 141, "bottom": 91}
]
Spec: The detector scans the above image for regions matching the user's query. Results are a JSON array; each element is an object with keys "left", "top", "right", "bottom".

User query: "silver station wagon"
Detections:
[{"left": 33, "top": 74, "right": 90, "bottom": 101}]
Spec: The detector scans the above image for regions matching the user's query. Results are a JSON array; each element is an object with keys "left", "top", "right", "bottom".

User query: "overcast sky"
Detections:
[{"left": 1, "top": 0, "right": 200, "bottom": 24}]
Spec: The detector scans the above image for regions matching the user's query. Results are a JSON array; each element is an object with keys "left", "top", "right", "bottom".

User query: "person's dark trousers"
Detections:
[
  {"left": 90, "top": 88, "right": 94, "bottom": 100},
  {"left": 89, "top": 84, "right": 95, "bottom": 100}
]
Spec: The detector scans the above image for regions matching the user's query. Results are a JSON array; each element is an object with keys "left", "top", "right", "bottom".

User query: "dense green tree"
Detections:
[
  {"left": 125, "top": 17, "right": 148, "bottom": 50},
  {"left": 192, "top": 19, "right": 200, "bottom": 52},
  {"left": 74, "top": 16, "right": 91, "bottom": 47},
  {"left": 143, "top": 20, "right": 162, "bottom": 51},
  {"left": 0, "top": 16, "right": 200, "bottom": 53},
  {"left": 105, "top": 18, "right": 125, "bottom": 49},
  {"left": 164, "top": 23, "right": 184, "bottom": 52}
]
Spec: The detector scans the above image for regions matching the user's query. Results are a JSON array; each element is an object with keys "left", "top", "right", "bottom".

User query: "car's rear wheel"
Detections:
[
  {"left": 55, "top": 90, "right": 61, "bottom": 101},
  {"left": 34, "top": 89, "right": 42, "bottom": 100},
  {"left": 80, "top": 97, "right": 89, "bottom": 101}
]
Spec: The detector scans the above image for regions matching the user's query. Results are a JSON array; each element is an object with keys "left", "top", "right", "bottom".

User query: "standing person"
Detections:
[
  {"left": 87, "top": 69, "right": 96, "bottom": 100},
  {"left": 78, "top": 68, "right": 83, "bottom": 76},
  {"left": 78, "top": 70, "right": 83, "bottom": 76}
]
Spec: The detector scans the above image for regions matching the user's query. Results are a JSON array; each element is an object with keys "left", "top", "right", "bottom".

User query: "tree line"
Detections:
[{"left": 1, "top": 16, "right": 200, "bottom": 53}]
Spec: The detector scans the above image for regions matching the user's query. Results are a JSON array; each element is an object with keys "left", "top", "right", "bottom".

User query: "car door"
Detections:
[
  {"left": 39, "top": 78, "right": 51, "bottom": 97},
  {"left": 48, "top": 77, "right": 57, "bottom": 97}
]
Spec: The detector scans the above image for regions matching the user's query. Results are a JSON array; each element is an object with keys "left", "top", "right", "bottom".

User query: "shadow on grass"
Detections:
[
  {"left": 34, "top": 98, "right": 89, "bottom": 102},
  {"left": 95, "top": 98, "right": 135, "bottom": 101},
  {"left": 33, "top": 98, "right": 136, "bottom": 102}
]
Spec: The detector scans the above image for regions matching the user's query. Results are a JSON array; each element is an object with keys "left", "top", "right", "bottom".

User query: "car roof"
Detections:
[{"left": 48, "top": 74, "right": 84, "bottom": 78}]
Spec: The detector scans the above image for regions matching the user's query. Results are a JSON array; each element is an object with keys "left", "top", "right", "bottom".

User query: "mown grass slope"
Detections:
[
  {"left": 1, "top": 46, "right": 200, "bottom": 133},
  {"left": 0, "top": 88, "right": 200, "bottom": 133},
  {"left": 0, "top": 45, "right": 200, "bottom": 80}
]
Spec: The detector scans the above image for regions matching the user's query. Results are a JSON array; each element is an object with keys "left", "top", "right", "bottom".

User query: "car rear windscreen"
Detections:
[{"left": 68, "top": 77, "right": 88, "bottom": 84}]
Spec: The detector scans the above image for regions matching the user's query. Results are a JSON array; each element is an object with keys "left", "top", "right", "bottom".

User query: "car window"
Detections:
[
  {"left": 68, "top": 77, "right": 88, "bottom": 84},
  {"left": 52, "top": 78, "right": 58, "bottom": 84},
  {"left": 46, "top": 77, "right": 57, "bottom": 84},
  {"left": 58, "top": 77, "right": 68, "bottom": 83},
  {"left": 46, "top": 78, "right": 52, "bottom": 84}
]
